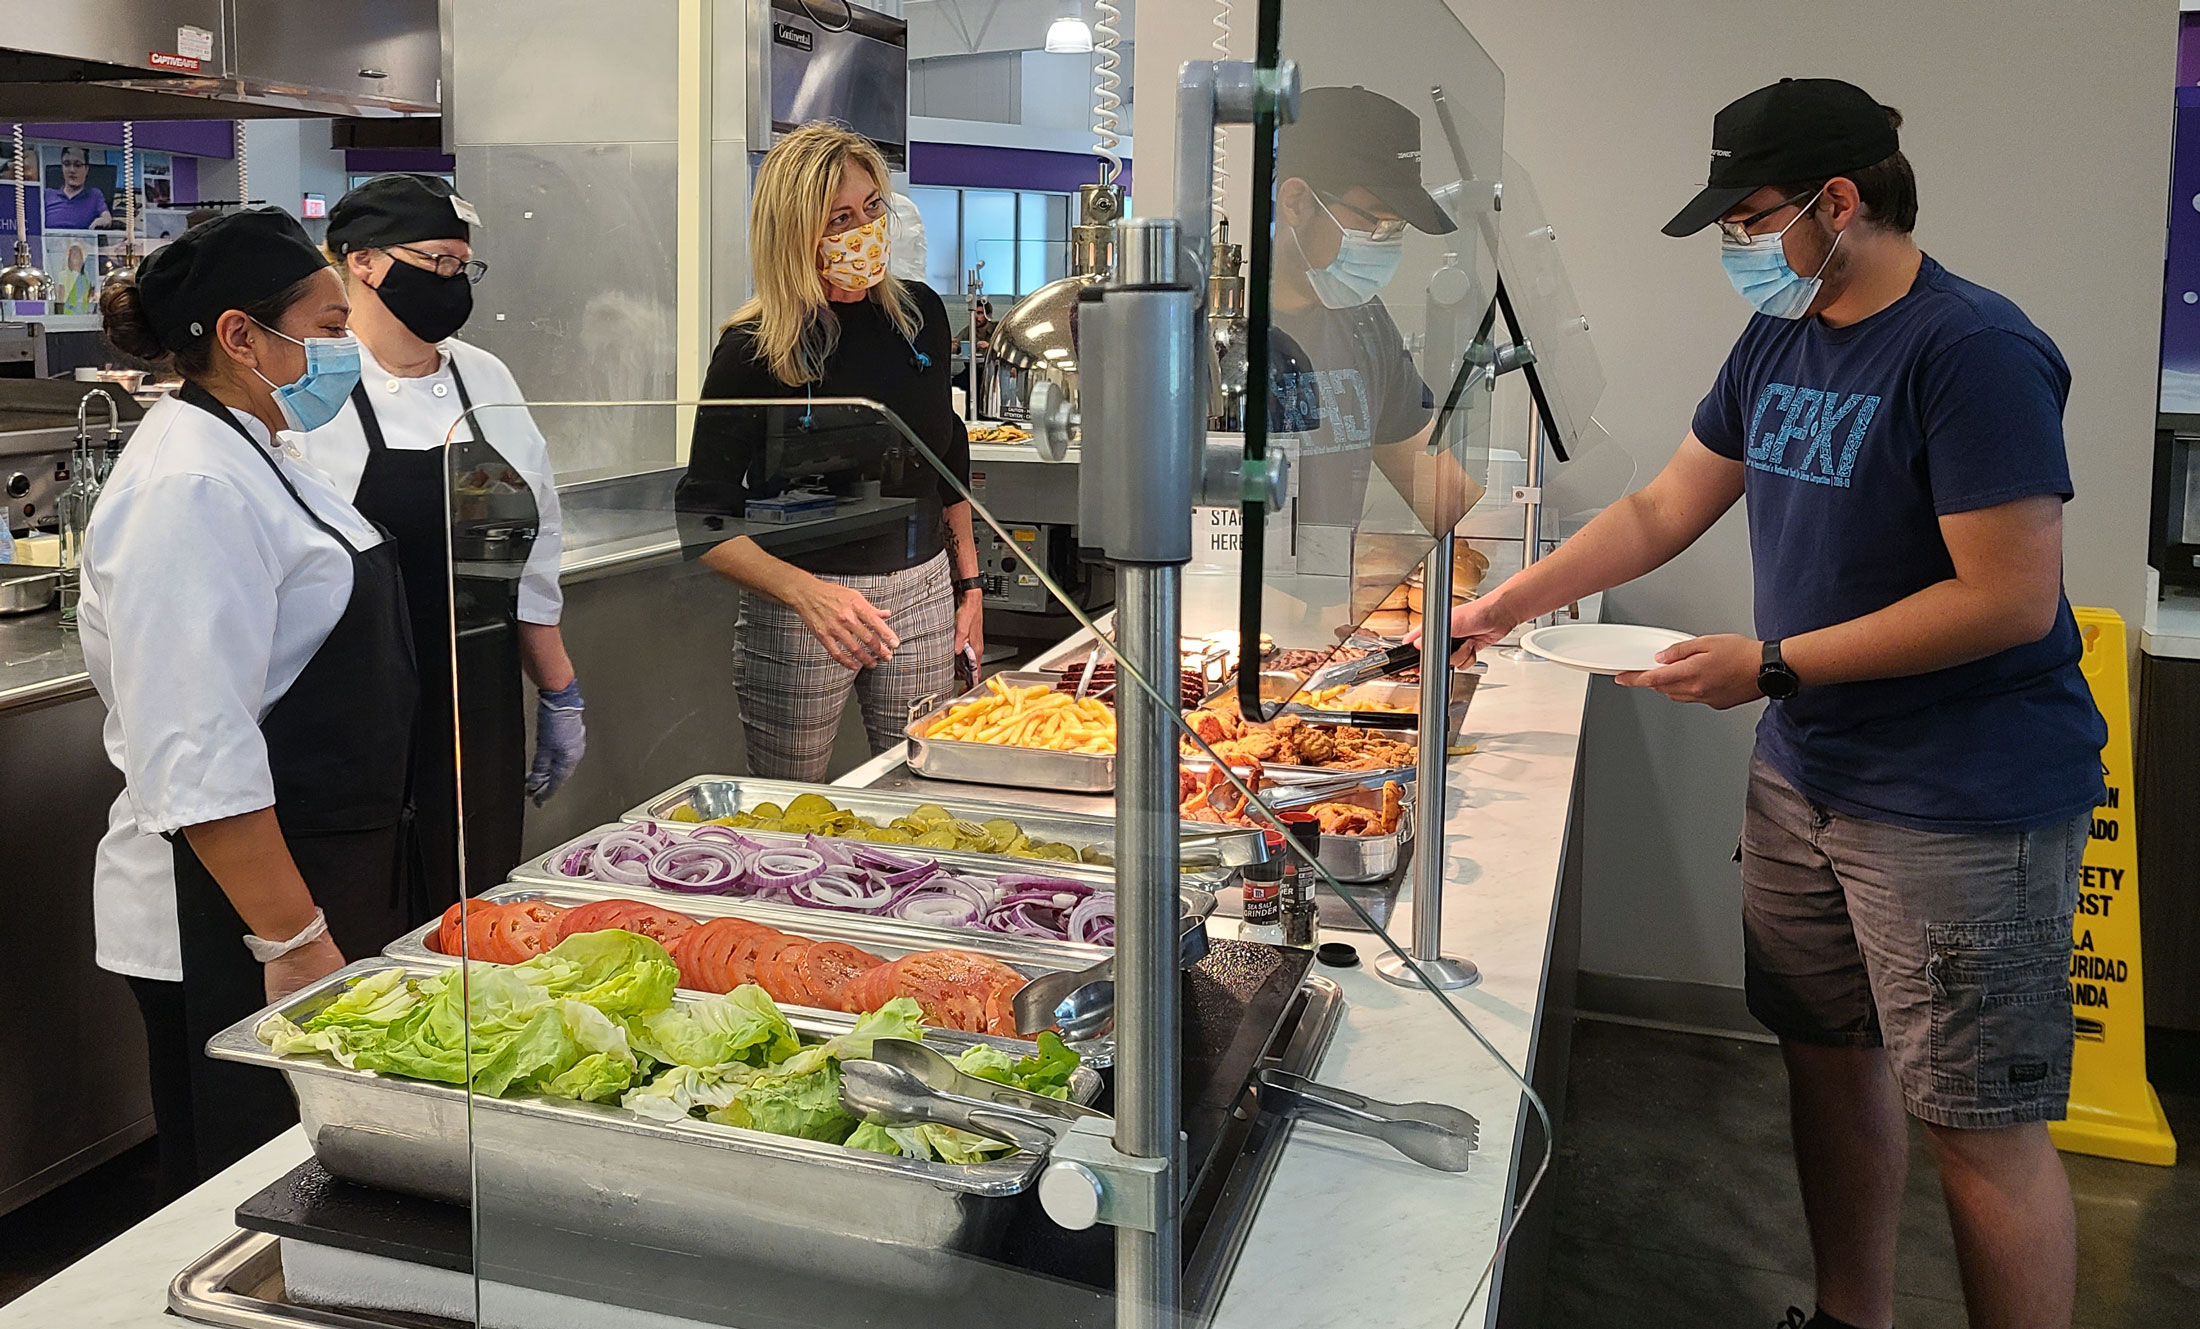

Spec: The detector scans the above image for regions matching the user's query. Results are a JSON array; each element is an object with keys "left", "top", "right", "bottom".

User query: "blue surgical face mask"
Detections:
[
  {"left": 1719, "top": 187, "right": 1842, "bottom": 320},
  {"left": 1295, "top": 194, "right": 1405, "bottom": 309},
  {"left": 251, "top": 323, "right": 361, "bottom": 433}
]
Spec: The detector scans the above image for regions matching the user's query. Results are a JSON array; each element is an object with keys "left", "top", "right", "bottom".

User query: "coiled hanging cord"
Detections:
[
  {"left": 122, "top": 121, "right": 139, "bottom": 256},
  {"left": 234, "top": 120, "right": 249, "bottom": 208},
  {"left": 1211, "top": 0, "right": 1231, "bottom": 214},
  {"left": 1092, "top": 0, "right": 1122, "bottom": 185},
  {"left": 9, "top": 124, "right": 26, "bottom": 241}
]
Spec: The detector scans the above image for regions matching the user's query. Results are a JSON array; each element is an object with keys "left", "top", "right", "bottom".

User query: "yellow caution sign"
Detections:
[{"left": 2049, "top": 609, "right": 2177, "bottom": 1166}]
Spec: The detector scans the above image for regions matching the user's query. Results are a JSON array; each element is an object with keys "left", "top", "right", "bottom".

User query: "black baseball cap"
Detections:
[
  {"left": 327, "top": 173, "right": 479, "bottom": 254},
  {"left": 1663, "top": 78, "right": 1900, "bottom": 237},
  {"left": 135, "top": 207, "right": 330, "bottom": 352},
  {"left": 1278, "top": 85, "right": 1456, "bottom": 236}
]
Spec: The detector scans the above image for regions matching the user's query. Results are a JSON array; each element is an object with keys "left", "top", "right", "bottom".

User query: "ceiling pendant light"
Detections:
[{"left": 1044, "top": 15, "right": 1094, "bottom": 53}]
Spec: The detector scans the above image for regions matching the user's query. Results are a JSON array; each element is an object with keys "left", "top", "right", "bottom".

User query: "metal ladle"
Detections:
[{"left": 1012, "top": 914, "right": 1210, "bottom": 1038}]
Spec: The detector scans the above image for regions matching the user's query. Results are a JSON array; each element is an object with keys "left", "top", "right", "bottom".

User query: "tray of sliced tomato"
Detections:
[{"left": 400, "top": 888, "right": 1107, "bottom": 1056}]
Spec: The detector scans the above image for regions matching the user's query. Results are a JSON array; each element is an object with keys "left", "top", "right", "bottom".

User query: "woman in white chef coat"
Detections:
[
  {"left": 299, "top": 173, "right": 583, "bottom": 907},
  {"left": 84, "top": 208, "right": 419, "bottom": 1192}
]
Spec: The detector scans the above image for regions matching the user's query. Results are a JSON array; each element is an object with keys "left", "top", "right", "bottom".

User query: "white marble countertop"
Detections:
[
  {"left": 3, "top": 620, "right": 1593, "bottom": 1329},
  {"left": 2142, "top": 588, "right": 2200, "bottom": 661},
  {"left": 1200, "top": 638, "right": 1589, "bottom": 1329}
]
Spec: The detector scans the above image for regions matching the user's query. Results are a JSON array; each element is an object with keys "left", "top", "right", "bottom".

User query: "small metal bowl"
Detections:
[{"left": 0, "top": 569, "right": 61, "bottom": 616}]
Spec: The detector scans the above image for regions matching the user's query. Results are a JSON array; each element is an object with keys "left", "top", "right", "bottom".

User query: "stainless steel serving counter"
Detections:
[
  {"left": 834, "top": 590, "right": 1600, "bottom": 1329},
  {"left": 0, "top": 472, "right": 691, "bottom": 717},
  {"left": 0, "top": 606, "right": 93, "bottom": 710},
  {"left": 0, "top": 604, "right": 1595, "bottom": 1328},
  {"left": 0, "top": 605, "right": 148, "bottom": 1216}
]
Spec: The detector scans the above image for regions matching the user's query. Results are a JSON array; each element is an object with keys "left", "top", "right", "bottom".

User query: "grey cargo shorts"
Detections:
[{"left": 1740, "top": 754, "right": 2087, "bottom": 1130}]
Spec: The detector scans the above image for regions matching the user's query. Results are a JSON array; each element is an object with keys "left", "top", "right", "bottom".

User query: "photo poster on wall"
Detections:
[
  {"left": 34, "top": 144, "right": 175, "bottom": 231},
  {"left": 40, "top": 144, "right": 117, "bottom": 230},
  {"left": 2162, "top": 89, "right": 2200, "bottom": 413},
  {"left": 42, "top": 232, "right": 99, "bottom": 314}
]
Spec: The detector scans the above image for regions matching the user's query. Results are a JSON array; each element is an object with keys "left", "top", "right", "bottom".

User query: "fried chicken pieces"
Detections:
[
  {"left": 1181, "top": 704, "right": 1414, "bottom": 771},
  {"left": 1178, "top": 760, "right": 1405, "bottom": 836},
  {"left": 1312, "top": 781, "right": 1405, "bottom": 835}
]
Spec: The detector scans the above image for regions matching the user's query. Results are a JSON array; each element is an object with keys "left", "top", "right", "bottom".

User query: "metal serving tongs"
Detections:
[
  {"left": 869, "top": 1038, "right": 1105, "bottom": 1121},
  {"left": 838, "top": 1059, "right": 1077, "bottom": 1158},
  {"left": 1253, "top": 765, "right": 1417, "bottom": 813},
  {"left": 1302, "top": 642, "right": 1423, "bottom": 693},
  {"left": 1255, "top": 1069, "right": 1480, "bottom": 1172},
  {"left": 1011, "top": 914, "right": 1211, "bottom": 1039},
  {"left": 1071, "top": 644, "right": 1107, "bottom": 700}
]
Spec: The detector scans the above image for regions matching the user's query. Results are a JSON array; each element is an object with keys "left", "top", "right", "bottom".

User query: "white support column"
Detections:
[{"left": 675, "top": 0, "right": 717, "bottom": 456}]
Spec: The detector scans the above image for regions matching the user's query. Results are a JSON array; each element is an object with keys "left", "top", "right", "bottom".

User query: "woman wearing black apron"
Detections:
[
  {"left": 301, "top": 173, "right": 584, "bottom": 910},
  {"left": 82, "top": 209, "right": 420, "bottom": 1191}
]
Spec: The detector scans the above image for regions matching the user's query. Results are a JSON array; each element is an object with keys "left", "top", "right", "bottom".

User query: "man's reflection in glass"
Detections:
[{"left": 1272, "top": 86, "right": 1483, "bottom": 602}]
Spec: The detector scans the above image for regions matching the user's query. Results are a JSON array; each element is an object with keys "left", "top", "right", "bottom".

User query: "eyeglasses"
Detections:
[
  {"left": 825, "top": 195, "right": 889, "bottom": 238},
  {"left": 388, "top": 243, "right": 489, "bottom": 283},
  {"left": 1715, "top": 189, "right": 1821, "bottom": 246},
  {"left": 1317, "top": 191, "right": 1409, "bottom": 242}
]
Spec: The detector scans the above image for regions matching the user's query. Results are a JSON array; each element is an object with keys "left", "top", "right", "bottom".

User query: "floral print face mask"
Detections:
[{"left": 819, "top": 214, "right": 890, "bottom": 294}]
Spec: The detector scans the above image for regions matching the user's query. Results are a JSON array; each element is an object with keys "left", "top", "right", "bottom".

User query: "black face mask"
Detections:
[{"left": 373, "top": 255, "right": 474, "bottom": 343}]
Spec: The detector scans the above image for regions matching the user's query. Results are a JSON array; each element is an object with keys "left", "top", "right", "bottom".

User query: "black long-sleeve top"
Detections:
[{"left": 676, "top": 281, "right": 972, "bottom": 575}]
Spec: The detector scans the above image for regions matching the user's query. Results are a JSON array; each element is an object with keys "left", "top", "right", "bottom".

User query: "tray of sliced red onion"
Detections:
[{"left": 508, "top": 819, "right": 1215, "bottom": 952}]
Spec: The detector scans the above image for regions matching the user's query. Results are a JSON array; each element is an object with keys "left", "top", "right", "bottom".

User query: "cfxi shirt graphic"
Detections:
[{"left": 1743, "top": 383, "right": 1881, "bottom": 488}]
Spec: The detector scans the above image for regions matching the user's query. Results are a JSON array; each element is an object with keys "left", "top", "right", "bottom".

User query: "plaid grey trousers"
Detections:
[{"left": 731, "top": 552, "right": 955, "bottom": 780}]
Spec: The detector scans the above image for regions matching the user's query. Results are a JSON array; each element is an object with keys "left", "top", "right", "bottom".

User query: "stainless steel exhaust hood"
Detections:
[{"left": 0, "top": 0, "right": 438, "bottom": 120}]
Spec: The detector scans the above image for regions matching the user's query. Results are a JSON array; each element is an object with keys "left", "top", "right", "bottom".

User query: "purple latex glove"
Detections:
[{"left": 526, "top": 679, "right": 586, "bottom": 804}]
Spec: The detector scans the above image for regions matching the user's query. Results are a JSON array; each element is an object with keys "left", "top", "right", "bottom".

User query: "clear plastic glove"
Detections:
[
  {"left": 263, "top": 933, "right": 346, "bottom": 1004},
  {"left": 527, "top": 679, "right": 586, "bottom": 805}
]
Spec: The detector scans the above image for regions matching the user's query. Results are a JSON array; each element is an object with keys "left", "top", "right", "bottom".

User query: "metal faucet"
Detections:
[{"left": 79, "top": 388, "right": 122, "bottom": 482}]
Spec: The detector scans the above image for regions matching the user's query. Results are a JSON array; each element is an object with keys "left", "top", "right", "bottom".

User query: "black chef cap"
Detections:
[
  {"left": 1276, "top": 86, "right": 1456, "bottom": 236},
  {"left": 135, "top": 207, "right": 330, "bottom": 353},
  {"left": 326, "top": 173, "right": 478, "bottom": 254}
]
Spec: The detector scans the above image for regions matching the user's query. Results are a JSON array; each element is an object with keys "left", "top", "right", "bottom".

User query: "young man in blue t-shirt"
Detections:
[{"left": 1439, "top": 79, "right": 2104, "bottom": 1329}]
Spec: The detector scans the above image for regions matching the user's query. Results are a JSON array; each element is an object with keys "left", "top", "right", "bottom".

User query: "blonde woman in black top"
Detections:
[{"left": 678, "top": 124, "right": 982, "bottom": 778}]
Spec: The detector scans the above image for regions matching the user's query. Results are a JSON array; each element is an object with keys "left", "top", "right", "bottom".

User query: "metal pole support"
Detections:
[
  {"left": 1053, "top": 59, "right": 1296, "bottom": 1329},
  {"left": 1074, "top": 216, "right": 1197, "bottom": 1329},
  {"left": 1375, "top": 530, "right": 1480, "bottom": 991},
  {"left": 1112, "top": 560, "right": 1185, "bottom": 1328},
  {"left": 1518, "top": 396, "right": 1546, "bottom": 572}
]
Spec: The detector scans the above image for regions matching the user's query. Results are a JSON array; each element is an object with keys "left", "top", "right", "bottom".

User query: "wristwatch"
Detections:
[
  {"left": 1758, "top": 639, "right": 1801, "bottom": 700},
  {"left": 954, "top": 574, "right": 986, "bottom": 597}
]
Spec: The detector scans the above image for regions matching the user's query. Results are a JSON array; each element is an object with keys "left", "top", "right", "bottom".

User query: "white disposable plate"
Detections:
[{"left": 1518, "top": 623, "right": 1696, "bottom": 676}]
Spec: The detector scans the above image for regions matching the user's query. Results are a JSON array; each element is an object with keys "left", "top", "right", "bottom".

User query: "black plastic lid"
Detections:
[{"left": 1315, "top": 941, "right": 1360, "bottom": 968}]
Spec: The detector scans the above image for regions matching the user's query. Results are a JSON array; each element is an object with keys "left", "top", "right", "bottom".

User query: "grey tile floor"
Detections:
[{"left": 1540, "top": 1020, "right": 2200, "bottom": 1328}]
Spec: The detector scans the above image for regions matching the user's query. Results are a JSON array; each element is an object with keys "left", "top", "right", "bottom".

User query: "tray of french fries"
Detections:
[{"left": 905, "top": 673, "right": 1119, "bottom": 791}]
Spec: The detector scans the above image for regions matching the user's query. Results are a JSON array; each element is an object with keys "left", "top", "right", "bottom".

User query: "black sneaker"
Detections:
[{"left": 1779, "top": 1309, "right": 1869, "bottom": 1329}]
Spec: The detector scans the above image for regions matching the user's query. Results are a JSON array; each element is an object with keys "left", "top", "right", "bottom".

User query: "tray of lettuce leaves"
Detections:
[{"left": 208, "top": 932, "right": 1097, "bottom": 1290}]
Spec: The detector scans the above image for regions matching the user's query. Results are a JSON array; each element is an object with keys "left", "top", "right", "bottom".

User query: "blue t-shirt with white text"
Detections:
[{"left": 1692, "top": 255, "right": 2105, "bottom": 833}]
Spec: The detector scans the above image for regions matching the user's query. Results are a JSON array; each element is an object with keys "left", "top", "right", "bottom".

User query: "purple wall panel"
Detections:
[
  {"left": 345, "top": 148, "right": 457, "bottom": 174},
  {"left": 2160, "top": 87, "right": 2200, "bottom": 410},
  {"left": 909, "top": 141, "right": 1128, "bottom": 196},
  {"left": 2180, "top": 13, "right": 2200, "bottom": 87},
  {"left": 22, "top": 120, "right": 235, "bottom": 158},
  {"left": 172, "top": 155, "right": 198, "bottom": 204}
]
